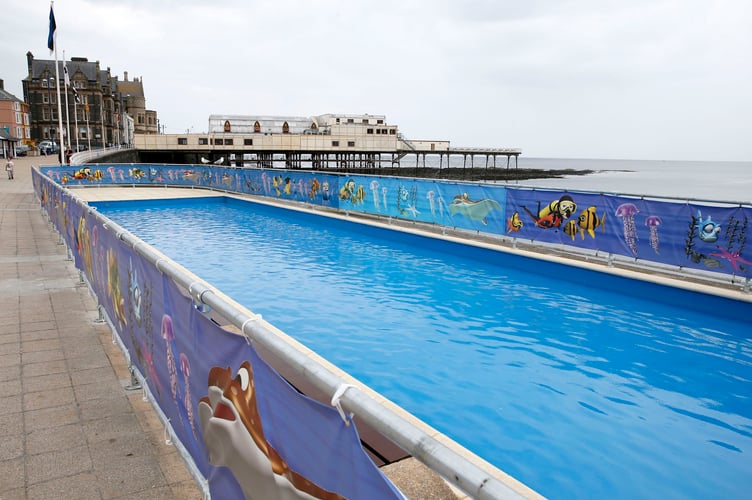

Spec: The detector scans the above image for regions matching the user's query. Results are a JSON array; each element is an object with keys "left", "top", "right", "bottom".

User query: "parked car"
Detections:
[
  {"left": 39, "top": 141, "right": 58, "bottom": 155},
  {"left": 15, "top": 145, "right": 30, "bottom": 157}
]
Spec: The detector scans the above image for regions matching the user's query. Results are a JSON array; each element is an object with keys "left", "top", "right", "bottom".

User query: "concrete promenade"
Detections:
[{"left": 0, "top": 156, "right": 202, "bottom": 499}]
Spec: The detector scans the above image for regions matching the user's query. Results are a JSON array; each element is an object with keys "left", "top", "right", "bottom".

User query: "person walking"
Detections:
[{"left": 5, "top": 157, "right": 14, "bottom": 180}]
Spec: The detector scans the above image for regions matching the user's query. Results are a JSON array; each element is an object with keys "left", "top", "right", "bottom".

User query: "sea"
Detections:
[{"left": 505, "top": 157, "right": 752, "bottom": 204}]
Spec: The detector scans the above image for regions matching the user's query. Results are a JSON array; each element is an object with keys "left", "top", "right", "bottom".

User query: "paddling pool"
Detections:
[{"left": 93, "top": 195, "right": 752, "bottom": 500}]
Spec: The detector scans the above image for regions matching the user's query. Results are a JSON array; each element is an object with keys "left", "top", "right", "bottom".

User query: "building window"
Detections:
[
  {"left": 254, "top": 121, "right": 261, "bottom": 133},
  {"left": 282, "top": 121, "right": 289, "bottom": 133},
  {"left": 198, "top": 137, "right": 209, "bottom": 145},
  {"left": 310, "top": 122, "right": 318, "bottom": 130},
  {"left": 43, "top": 94, "right": 49, "bottom": 104},
  {"left": 347, "top": 141, "right": 355, "bottom": 147},
  {"left": 375, "top": 129, "right": 380, "bottom": 135},
  {"left": 347, "top": 118, "right": 354, "bottom": 123},
  {"left": 332, "top": 141, "right": 339, "bottom": 147},
  {"left": 15, "top": 112, "right": 21, "bottom": 123},
  {"left": 389, "top": 129, "right": 396, "bottom": 135},
  {"left": 367, "top": 128, "right": 373, "bottom": 134},
  {"left": 212, "top": 138, "right": 222, "bottom": 145},
  {"left": 224, "top": 138, "right": 233, "bottom": 145},
  {"left": 177, "top": 137, "right": 188, "bottom": 145},
  {"left": 244, "top": 138, "right": 253, "bottom": 145},
  {"left": 362, "top": 119, "right": 369, "bottom": 124},
  {"left": 42, "top": 80, "right": 48, "bottom": 88},
  {"left": 224, "top": 120, "right": 231, "bottom": 133}
]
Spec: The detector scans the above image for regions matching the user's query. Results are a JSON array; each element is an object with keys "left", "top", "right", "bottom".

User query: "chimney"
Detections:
[
  {"left": 124, "top": 71, "right": 128, "bottom": 81},
  {"left": 0, "top": 79, "right": 4, "bottom": 91}
]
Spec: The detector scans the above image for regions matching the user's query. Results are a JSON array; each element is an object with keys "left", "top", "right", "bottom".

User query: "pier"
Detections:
[{"left": 133, "top": 133, "right": 521, "bottom": 179}]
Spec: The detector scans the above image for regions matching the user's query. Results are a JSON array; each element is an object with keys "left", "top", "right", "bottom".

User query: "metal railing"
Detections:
[{"left": 70, "top": 145, "right": 133, "bottom": 165}]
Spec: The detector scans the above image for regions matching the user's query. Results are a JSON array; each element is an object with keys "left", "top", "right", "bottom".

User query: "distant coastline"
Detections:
[{"left": 319, "top": 166, "right": 595, "bottom": 182}]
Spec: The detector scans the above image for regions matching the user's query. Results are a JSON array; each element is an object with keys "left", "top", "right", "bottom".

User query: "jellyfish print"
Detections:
[
  {"left": 615, "top": 203, "right": 640, "bottom": 255},
  {"left": 370, "top": 181, "right": 380, "bottom": 211},
  {"left": 381, "top": 187, "right": 388, "bottom": 212},
  {"left": 180, "top": 353, "right": 197, "bottom": 437},
  {"left": 645, "top": 216, "right": 662, "bottom": 254},
  {"left": 427, "top": 191, "right": 436, "bottom": 217},
  {"left": 107, "top": 166, "right": 117, "bottom": 182},
  {"left": 161, "top": 314, "right": 178, "bottom": 402}
]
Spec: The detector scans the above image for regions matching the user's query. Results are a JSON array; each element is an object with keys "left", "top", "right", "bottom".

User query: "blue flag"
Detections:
[{"left": 47, "top": 6, "right": 56, "bottom": 53}]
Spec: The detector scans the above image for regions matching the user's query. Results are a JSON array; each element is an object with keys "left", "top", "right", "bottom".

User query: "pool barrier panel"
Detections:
[{"left": 40, "top": 163, "right": 752, "bottom": 288}]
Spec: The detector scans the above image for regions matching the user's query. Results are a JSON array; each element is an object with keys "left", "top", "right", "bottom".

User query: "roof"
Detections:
[
  {"left": 0, "top": 86, "right": 23, "bottom": 102},
  {"left": 208, "top": 115, "right": 317, "bottom": 134},
  {"left": 116, "top": 79, "right": 144, "bottom": 97},
  {"left": 30, "top": 58, "right": 100, "bottom": 82}
]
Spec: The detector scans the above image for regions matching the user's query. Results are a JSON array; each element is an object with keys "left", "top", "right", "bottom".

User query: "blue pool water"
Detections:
[{"left": 95, "top": 196, "right": 752, "bottom": 500}]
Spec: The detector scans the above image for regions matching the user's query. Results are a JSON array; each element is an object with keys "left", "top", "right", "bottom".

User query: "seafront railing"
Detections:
[
  {"left": 69, "top": 145, "right": 133, "bottom": 165},
  {"left": 33, "top": 167, "right": 537, "bottom": 499}
]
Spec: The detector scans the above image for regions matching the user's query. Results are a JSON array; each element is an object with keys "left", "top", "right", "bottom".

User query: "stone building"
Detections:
[{"left": 22, "top": 52, "right": 158, "bottom": 149}]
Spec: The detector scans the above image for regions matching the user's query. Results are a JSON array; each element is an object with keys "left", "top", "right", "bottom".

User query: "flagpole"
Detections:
[
  {"left": 85, "top": 103, "right": 91, "bottom": 151},
  {"left": 100, "top": 98, "right": 105, "bottom": 149},
  {"left": 73, "top": 96, "right": 79, "bottom": 152},
  {"left": 51, "top": 2, "right": 65, "bottom": 164},
  {"left": 63, "top": 49, "right": 71, "bottom": 156}
]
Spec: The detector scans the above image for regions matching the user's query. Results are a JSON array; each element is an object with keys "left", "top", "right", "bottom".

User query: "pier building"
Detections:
[{"left": 134, "top": 112, "right": 521, "bottom": 174}]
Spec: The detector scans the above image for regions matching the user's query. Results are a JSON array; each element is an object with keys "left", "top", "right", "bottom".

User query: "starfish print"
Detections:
[{"left": 709, "top": 246, "right": 752, "bottom": 272}]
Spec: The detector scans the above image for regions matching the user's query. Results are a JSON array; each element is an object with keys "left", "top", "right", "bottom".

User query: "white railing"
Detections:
[{"left": 70, "top": 145, "right": 133, "bottom": 165}]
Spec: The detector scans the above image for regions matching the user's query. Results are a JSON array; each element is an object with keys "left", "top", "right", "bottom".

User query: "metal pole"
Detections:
[
  {"left": 47, "top": 77, "right": 53, "bottom": 147},
  {"left": 73, "top": 94, "right": 80, "bottom": 152},
  {"left": 85, "top": 103, "right": 91, "bottom": 151},
  {"left": 53, "top": 44, "right": 66, "bottom": 163},
  {"left": 63, "top": 50, "right": 71, "bottom": 157},
  {"left": 100, "top": 96, "right": 105, "bottom": 149}
]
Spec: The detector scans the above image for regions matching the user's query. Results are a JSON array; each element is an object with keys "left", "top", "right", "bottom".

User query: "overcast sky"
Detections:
[{"left": 2, "top": 0, "right": 750, "bottom": 161}]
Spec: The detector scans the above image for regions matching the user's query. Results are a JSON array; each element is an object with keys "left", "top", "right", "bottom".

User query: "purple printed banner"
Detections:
[
  {"left": 33, "top": 169, "right": 402, "bottom": 499},
  {"left": 37, "top": 164, "right": 752, "bottom": 279},
  {"left": 506, "top": 189, "right": 751, "bottom": 278}
]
